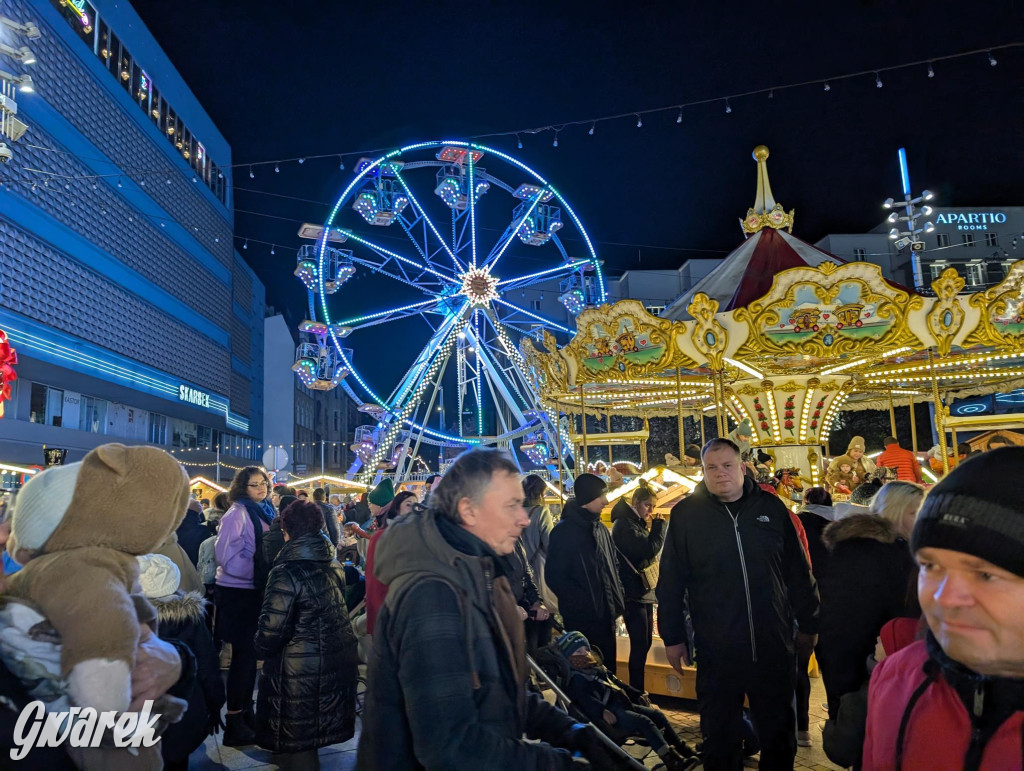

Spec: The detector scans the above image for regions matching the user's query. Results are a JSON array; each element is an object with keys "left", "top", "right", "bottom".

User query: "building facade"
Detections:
[
  {"left": 0, "top": 0, "right": 263, "bottom": 472},
  {"left": 816, "top": 206, "right": 1024, "bottom": 291}
]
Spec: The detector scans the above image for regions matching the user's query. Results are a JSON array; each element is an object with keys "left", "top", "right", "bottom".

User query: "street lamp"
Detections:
[
  {"left": 0, "top": 43, "right": 36, "bottom": 65},
  {"left": 0, "top": 15, "right": 40, "bottom": 39},
  {"left": 883, "top": 148, "right": 935, "bottom": 290},
  {"left": 0, "top": 70, "right": 33, "bottom": 92}
]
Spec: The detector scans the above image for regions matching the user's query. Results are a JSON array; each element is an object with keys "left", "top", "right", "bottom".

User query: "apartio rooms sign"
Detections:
[{"left": 934, "top": 211, "right": 1008, "bottom": 232}]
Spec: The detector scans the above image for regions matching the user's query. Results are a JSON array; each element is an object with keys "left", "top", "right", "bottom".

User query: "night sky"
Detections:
[{"left": 135, "top": 0, "right": 1023, "bottom": 420}]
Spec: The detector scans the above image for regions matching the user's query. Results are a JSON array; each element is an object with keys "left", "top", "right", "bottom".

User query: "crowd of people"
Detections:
[{"left": 0, "top": 434, "right": 1021, "bottom": 770}]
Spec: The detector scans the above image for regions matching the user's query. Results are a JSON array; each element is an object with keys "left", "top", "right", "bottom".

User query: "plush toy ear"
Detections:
[{"left": 93, "top": 444, "right": 130, "bottom": 477}]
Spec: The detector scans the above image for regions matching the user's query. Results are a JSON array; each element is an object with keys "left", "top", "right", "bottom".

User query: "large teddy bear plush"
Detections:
[{"left": 4, "top": 443, "right": 190, "bottom": 714}]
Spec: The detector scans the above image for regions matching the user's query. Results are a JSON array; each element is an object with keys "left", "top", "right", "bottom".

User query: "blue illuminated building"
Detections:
[{"left": 0, "top": 0, "right": 264, "bottom": 471}]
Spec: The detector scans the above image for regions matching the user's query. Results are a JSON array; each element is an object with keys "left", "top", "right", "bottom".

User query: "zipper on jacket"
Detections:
[{"left": 724, "top": 503, "right": 758, "bottom": 662}]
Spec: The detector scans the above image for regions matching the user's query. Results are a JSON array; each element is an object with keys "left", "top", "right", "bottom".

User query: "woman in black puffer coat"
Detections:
[
  {"left": 255, "top": 501, "right": 360, "bottom": 767},
  {"left": 816, "top": 481, "right": 924, "bottom": 719}
]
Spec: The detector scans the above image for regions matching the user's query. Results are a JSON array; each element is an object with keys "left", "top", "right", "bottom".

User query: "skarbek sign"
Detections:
[
  {"left": 178, "top": 384, "right": 211, "bottom": 408},
  {"left": 934, "top": 211, "right": 1007, "bottom": 231}
]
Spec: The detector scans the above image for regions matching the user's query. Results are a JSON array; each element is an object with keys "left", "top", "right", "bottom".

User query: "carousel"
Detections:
[
  {"left": 522, "top": 146, "right": 1024, "bottom": 498},
  {"left": 520, "top": 147, "right": 1024, "bottom": 697}
]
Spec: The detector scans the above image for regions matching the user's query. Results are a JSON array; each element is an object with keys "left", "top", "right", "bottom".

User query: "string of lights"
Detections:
[{"left": 1, "top": 43, "right": 1016, "bottom": 187}]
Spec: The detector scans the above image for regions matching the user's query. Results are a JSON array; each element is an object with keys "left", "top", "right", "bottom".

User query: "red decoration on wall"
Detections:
[{"left": 0, "top": 330, "right": 18, "bottom": 419}]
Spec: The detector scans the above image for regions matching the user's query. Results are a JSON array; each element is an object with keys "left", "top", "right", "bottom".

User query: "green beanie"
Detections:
[{"left": 368, "top": 478, "right": 395, "bottom": 506}]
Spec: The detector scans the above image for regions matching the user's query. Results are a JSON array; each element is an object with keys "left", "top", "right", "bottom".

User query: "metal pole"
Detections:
[
  {"left": 321, "top": 440, "right": 325, "bottom": 478},
  {"left": 888, "top": 390, "right": 898, "bottom": 438},
  {"left": 579, "top": 384, "right": 589, "bottom": 470},
  {"left": 215, "top": 444, "right": 220, "bottom": 484},
  {"left": 929, "top": 349, "right": 949, "bottom": 473},
  {"left": 526, "top": 657, "right": 647, "bottom": 771},
  {"left": 641, "top": 415, "right": 649, "bottom": 469},
  {"left": 677, "top": 368, "right": 685, "bottom": 460},
  {"left": 555, "top": 407, "right": 564, "bottom": 500},
  {"left": 606, "top": 409, "right": 613, "bottom": 467},
  {"left": 908, "top": 392, "right": 918, "bottom": 455}
]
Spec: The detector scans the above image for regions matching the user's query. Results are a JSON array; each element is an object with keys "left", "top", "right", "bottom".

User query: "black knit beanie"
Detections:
[
  {"left": 911, "top": 447, "right": 1024, "bottom": 577},
  {"left": 573, "top": 473, "right": 608, "bottom": 507}
]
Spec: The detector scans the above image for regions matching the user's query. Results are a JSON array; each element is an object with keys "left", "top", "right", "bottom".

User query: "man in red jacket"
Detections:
[
  {"left": 875, "top": 436, "right": 923, "bottom": 483},
  {"left": 862, "top": 447, "right": 1024, "bottom": 771}
]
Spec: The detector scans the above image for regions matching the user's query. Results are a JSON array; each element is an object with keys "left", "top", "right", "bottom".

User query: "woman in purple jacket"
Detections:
[{"left": 215, "top": 465, "right": 276, "bottom": 746}]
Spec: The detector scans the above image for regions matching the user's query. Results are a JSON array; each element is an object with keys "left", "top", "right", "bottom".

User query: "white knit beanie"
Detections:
[
  {"left": 9, "top": 461, "right": 83, "bottom": 555},
  {"left": 136, "top": 553, "right": 181, "bottom": 599}
]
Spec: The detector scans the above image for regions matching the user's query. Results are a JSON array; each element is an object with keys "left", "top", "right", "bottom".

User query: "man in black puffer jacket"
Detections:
[
  {"left": 547, "top": 474, "right": 625, "bottom": 665},
  {"left": 657, "top": 439, "right": 819, "bottom": 771}
]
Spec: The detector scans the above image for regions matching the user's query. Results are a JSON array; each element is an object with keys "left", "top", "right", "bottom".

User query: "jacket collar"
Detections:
[
  {"left": 926, "top": 631, "right": 1024, "bottom": 719},
  {"left": 562, "top": 498, "right": 600, "bottom": 526},
  {"left": 276, "top": 531, "right": 335, "bottom": 563},
  {"left": 692, "top": 475, "right": 759, "bottom": 508}
]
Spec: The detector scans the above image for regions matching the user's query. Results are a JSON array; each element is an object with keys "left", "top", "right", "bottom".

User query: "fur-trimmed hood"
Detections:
[
  {"left": 823, "top": 513, "right": 899, "bottom": 550},
  {"left": 151, "top": 590, "right": 207, "bottom": 626}
]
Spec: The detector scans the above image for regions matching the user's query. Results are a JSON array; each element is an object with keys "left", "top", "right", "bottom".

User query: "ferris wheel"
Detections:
[{"left": 292, "top": 140, "right": 604, "bottom": 480}]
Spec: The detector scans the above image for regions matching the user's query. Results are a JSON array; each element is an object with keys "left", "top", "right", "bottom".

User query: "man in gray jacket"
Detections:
[{"left": 357, "top": 449, "right": 620, "bottom": 769}]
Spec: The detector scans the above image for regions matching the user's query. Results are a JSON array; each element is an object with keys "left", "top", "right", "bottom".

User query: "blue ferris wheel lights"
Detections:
[{"left": 312, "top": 139, "right": 600, "bottom": 446}]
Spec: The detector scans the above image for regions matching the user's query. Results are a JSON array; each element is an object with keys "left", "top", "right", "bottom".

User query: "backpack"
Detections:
[{"left": 197, "top": 536, "right": 217, "bottom": 585}]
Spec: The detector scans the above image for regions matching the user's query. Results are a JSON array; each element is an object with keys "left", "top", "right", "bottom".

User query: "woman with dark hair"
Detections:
[
  {"left": 520, "top": 474, "right": 556, "bottom": 610},
  {"left": 255, "top": 500, "right": 359, "bottom": 769},
  {"left": 611, "top": 480, "right": 666, "bottom": 693},
  {"left": 215, "top": 465, "right": 276, "bottom": 746},
  {"left": 364, "top": 490, "right": 419, "bottom": 635}
]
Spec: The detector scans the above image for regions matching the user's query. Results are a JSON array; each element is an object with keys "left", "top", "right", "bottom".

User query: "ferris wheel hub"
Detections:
[{"left": 459, "top": 266, "right": 500, "bottom": 306}]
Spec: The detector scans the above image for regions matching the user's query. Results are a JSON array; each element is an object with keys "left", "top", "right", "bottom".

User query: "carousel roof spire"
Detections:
[{"left": 740, "top": 145, "right": 795, "bottom": 236}]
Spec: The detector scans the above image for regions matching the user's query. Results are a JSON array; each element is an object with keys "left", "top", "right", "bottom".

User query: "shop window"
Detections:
[
  {"left": 29, "top": 383, "right": 64, "bottom": 426},
  {"left": 197, "top": 425, "right": 212, "bottom": 450},
  {"left": 81, "top": 396, "right": 106, "bottom": 434},
  {"left": 149, "top": 413, "right": 167, "bottom": 444}
]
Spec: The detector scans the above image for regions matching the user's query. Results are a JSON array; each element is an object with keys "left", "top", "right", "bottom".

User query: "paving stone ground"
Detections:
[{"left": 189, "top": 669, "right": 841, "bottom": 770}]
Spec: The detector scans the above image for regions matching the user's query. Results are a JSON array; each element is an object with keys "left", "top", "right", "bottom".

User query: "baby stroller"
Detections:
[{"left": 531, "top": 642, "right": 700, "bottom": 770}]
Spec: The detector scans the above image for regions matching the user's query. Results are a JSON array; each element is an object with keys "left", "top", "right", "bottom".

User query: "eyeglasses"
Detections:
[{"left": 247, "top": 482, "right": 269, "bottom": 488}]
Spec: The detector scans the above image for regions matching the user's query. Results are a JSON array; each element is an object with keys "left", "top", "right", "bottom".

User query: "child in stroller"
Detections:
[{"left": 546, "top": 631, "right": 699, "bottom": 771}]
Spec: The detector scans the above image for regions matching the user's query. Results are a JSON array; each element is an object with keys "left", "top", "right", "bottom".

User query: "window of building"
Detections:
[
  {"left": 929, "top": 262, "right": 948, "bottom": 281},
  {"left": 936, "top": 233, "right": 950, "bottom": 248},
  {"left": 81, "top": 397, "right": 106, "bottom": 434},
  {"left": 55, "top": 1, "right": 228, "bottom": 203},
  {"left": 966, "top": 263, "right": 987, "bottom": 288},
  {"left": 985, "top": 233, "right": 999, "bottom": 247},
  {"left": 645, "top": 305, "right": 665, "bottom": 317},
  {"left": 962, "top": 233, "right": 976, "bottom": 247},
  {"left": 29, "top": 383, "right": 64, "bottom": 426},
  {"left": 149, "top": 413, "right": 168, "bottom": 444},
  {"left": 853, "top": 248, "right": 866, "bottom": 261},
  {"left": 50, "top": 0, "right": 96, "bottom": 46},
  {"left": 530, "top": 300, "right": 543, "bottom": 311},
  {"left": 197, "top": 425, "right": 213, "bottom": 451},
  {"left": 172, "top": 418, "right": 198, "bottom": 448}
]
